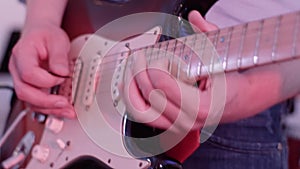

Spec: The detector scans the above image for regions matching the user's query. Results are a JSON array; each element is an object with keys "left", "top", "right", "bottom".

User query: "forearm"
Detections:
[
  {"left": 220, "top": 58, "right": 300, "bottom": 123},
  {"left": 24, "top": 0, "right": 68, "bottom": 28}
]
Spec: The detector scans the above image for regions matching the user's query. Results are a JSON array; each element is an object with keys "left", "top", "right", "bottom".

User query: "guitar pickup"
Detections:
[{"left": 83, "top": 56, "right": 102, "bottom": 107}]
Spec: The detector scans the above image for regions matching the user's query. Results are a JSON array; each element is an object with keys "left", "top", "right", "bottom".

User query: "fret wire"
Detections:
[
  {"left": 101, "top": 17, "right": 295, "bottom": 69},
  {"left": 168, "top": 39, "right": 177, "bottom": 74},
  {"left": 159, "top": 40, "right": 169, "bottom": 75},
  {"left": 187, "top": 34, "right": 197, "bottom": 78},
  {"left": 97, "top": 13, "right": 297, "bottom": 67},
  {"left": 164, "top": 40, "right": 170, "bottom": 60},
  {"left": 177, "top": 37, "right": 187, "bottom": 78},
  {"left": 146, "top": 46, "right": 152, "bottom": 65},
  {"left": 237, "top": 23, "right": 248, "bottom": 69},
  {"left": 253, "top": 20, "right": 264, "bottom": 65},
  {"left": 292, "top": 11, "right": 300, "bottom": 57},
  {"left": 198, "top": 35, "right": 207, "bottom": 77},
  {"left": 209, "top": 30, "right": 221, "bottom": 74},
  {"left": 149, "top": 45, "right": 155, "bottom": 65},
  {"left": 156, "top": 42, "right": 162, "bottom": 60},
  {"left": 84, "top": 11, "right": 300, "bottom": 77},
  {"left": 192, "top": 18, "right": 295, "bottom": 64},
  {"left": 223, "top": 27, "right": 233, "bottom": 70},
  {"left": 271, "top": 15, "right": 282, "bottom": 62}
]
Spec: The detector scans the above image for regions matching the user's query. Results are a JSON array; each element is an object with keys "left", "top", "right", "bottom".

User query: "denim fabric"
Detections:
[{"left": 183, "top": 103, "right": 288, "bottom": 169}]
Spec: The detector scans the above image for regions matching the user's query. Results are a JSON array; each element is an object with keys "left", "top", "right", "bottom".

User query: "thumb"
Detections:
[
  {"left": 188, "top": 10, "right": 218, "bottom": 32},
  {"left": 47, "top": 38, "right": 70, "bottom": 76}
]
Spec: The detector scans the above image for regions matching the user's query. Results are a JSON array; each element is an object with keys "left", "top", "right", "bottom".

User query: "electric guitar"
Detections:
[{"left": 1, "top": 7, "right": 300, "bottom": 169}]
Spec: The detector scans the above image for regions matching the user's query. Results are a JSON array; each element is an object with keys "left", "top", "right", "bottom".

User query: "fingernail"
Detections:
[
  {"left": 52, "top": 64, "right": 69, "bottom": 76},
  {"left": 54, "top": 101, "right": 68, "bottom": 108},
  {"left": 62, "top": 111, "right": 75, "bottom": 118}
]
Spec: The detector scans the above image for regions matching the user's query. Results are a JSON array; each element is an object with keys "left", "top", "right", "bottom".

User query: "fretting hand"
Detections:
[{"left": 120, "top": 11, "right": 219, "bottom": 132}]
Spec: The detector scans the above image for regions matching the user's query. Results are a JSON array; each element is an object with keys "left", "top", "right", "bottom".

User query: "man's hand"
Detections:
[
  {"left": 120, "top": 10, "right": 219, "bottom": 132},
  {"left": 9, "top": 22, "right": 75, "bottom": 118}
]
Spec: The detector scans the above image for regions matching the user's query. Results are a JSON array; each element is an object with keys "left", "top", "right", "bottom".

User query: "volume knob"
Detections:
[
  {"left": 45, "top": 117, "right": 64, "bottom": 133},
  {"left": 31, "top": 145, "right": 50, "bottom": 163}
]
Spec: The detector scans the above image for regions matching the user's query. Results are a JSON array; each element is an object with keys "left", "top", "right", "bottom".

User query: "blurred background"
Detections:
[
  {"left": 0, "top": 0, "right": 25, "bottom": 141},
  {"left": 0, "top": 0, "right": 25, "bottom": 67}
]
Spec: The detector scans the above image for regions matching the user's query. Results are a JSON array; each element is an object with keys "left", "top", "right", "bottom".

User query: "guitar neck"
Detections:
[
  {"left": 140, "top": 10, "right": 300, "bottom": 79},
  {"left": 205, "top": 10, "right": 300, "bottom": 74}
]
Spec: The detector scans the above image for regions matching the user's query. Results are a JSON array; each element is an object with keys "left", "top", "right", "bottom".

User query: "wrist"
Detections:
[{"left": 24, "top": 0, "right": 68, "bottom": 27}]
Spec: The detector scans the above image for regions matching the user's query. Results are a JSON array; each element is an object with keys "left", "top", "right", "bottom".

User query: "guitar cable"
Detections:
[{"left": 0, "top": 109, "right": 28, "bottom": 148}]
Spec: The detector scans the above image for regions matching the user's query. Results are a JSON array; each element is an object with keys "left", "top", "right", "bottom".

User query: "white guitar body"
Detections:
[{"left": 25, "top": 27, "right": 162, "bottom": 169}]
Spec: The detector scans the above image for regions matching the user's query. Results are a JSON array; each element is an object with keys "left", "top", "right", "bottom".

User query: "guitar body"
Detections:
[{"left": 24, "top": 26, "right": 164, "bottom": 169}]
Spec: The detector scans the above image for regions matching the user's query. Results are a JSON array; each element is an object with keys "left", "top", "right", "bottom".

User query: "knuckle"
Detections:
[
  {"left": 49, "top": 31, "right": 70, "bottom": 48},
  {"left": 19, "top": 71, "right": 34, "bottom": 82},
  {"left": 14, "top": 87, "right": 26, "bottom": 101},
  {"left": 154, "top": 79, "right": 168, "bottom": 89},
  {"left": 37, "top": 101, "right": 49, "bottom": 108}
]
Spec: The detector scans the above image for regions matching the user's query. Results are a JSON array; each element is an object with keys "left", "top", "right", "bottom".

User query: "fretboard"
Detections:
[{"left": 141, "top": 10, "right": 300, "bottom": 79}]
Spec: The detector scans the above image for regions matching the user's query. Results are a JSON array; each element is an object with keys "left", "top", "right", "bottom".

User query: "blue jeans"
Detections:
[{"left": 183, "top": 103, "right": 289, "bottom": 169}]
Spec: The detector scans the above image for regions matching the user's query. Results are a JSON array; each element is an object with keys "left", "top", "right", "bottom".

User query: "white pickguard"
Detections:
[{"left": 25, "top": 27, "right": 161, "bottom": 169}]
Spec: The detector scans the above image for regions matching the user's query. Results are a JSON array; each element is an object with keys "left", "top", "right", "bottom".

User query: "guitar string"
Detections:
[
  {"left": 100, "top": 11, "right": 299, "bottom": 59},
  {"left": 65, "top": 21, "right": 300, "bottom": 98},
  {"left": 62, "top": 12, "right": 300, "bottom": 99},
  {"left": 90, "top": 28, "right": 299, "bottom": 81},
  {"left": 65, "top": 11, "right": 300, "bottom": 92},
  {"left": 91, "top": 13, "right": 299, "bottom": 71}
]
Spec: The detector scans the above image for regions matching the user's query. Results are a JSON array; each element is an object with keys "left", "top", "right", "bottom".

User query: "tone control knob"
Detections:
[
  {"left": 45, "top": 117, "right": 64, "bottom": 133},
  {"left": 31, "top": 145, "right": 50, "bottom": 163}
]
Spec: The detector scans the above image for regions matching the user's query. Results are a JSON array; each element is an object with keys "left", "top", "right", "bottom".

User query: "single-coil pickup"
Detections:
[
  {"left": 111, "top": 54, "right": 128, "bottom": 111},
  {"left": 71, "top": 58, "right": 83, "bottom": 104},
  {"left": 111, "top": 63, "right": 123, "bottom": 106},
  {"left": 83, "top": 56, "right": 102, "bottom": 106}
]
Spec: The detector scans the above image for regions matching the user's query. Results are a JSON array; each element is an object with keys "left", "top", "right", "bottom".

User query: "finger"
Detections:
[
  {"left": 47, "top": 33, "right": 70, "bottom": 76},
  {"left": 149, "top": 88, "right": 178, "bottom": 123},
  {"left": 126, "top": 72, "right": 194, "bottom": 131},
  {"left": 122, "top": 62, "right": 171, "bottom": 126},
  {"left": 11, "top": 45, "right": 65, "bottom": 88},
  {"left": 10, "top": 65, "right": 71, "bottom": 109},
  {"left": 131, "top": 51, "right": 155, "bottom": 100},
  {"left": 132, "top": 53, "right": 201, "bottom": 129},
  {"left": 146, "top": 59, "right": 182, "bottom": 107},
  {"left": 123, "top": 58, "right": 200, "bottom": 132},
  {"left": 148, "top": 68, "right": 202, "bottom": 118},
  {"left": 123, "top": 58, "right": 191, "bottom": 132},
  {"left": 129, "top": 52, "right": 181, "bottom": 126},
  {"left": 188, "top": 10, "right": 218, "bottom": 32},
  {"left": 146, "top": 82, "right": 201, "bottom": 131}
]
